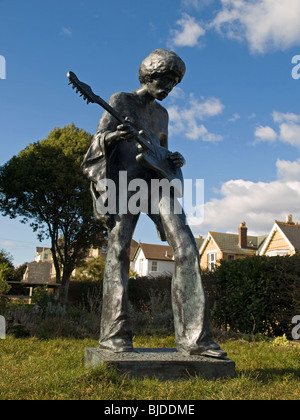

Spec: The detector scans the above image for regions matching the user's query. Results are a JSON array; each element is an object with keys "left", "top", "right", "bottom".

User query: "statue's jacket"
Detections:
[{"left": 81, "top": 91, "right": 168, "bottom": 240}]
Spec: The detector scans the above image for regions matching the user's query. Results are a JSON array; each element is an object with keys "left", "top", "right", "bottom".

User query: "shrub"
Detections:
[{"left": 211, "top": 255, "right": 300, "bottom": 337}]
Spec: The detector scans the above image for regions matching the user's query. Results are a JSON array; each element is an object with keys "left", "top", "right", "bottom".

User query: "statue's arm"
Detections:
[{"left": 98, "top": 92, "right": 138, "bottom": 152}]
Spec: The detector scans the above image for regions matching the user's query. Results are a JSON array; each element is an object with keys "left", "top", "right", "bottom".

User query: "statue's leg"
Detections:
[
  {"left": 99, "top": 212, "right": 139, "bottom": 352},
  {"left": 159, "top": 196, "right": 226, "bottom": 358}
]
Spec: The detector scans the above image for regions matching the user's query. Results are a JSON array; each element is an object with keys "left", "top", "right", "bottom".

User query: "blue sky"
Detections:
[{"left": 1, "top": 0, "right": 300, "bottom": 266}]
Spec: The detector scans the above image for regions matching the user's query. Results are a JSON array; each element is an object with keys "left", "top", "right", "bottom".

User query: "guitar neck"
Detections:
[
  {"left": 94, "top": 96, "right": 155, "bottom": 154},
  {"left": 95, "top": 96, "right": 125, "bottom": 125}
]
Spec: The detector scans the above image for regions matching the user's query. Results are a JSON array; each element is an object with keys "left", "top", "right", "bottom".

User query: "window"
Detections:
[
  {"left": 227, "top": 254, "right": 236, "bottom": 262},
  {"left": 208, "top": 252, "right": 216, "bottom": 271},
  {"left": 151, "top": 261, "right": 158, "bottom": 272}
]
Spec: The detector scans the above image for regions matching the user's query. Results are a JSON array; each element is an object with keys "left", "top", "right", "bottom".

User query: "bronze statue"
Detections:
[{"left": 68, "top": 49, "right": 226, "bottom": 358}]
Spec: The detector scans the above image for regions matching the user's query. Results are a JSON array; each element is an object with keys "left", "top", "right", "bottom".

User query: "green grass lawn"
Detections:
[{"left": 0, "top": 335, "right": 299, "bottom": 400}]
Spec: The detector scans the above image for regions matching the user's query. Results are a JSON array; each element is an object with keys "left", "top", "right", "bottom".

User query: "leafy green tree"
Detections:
[
  {"left": 0, "top": 262, "right": 13, "bottom": 283},
  {"left": 0, "top": 124, "right": 106, "bottom": 303},
  {"left": 75, "top": 255, "right": 106, "bottom": 282},
  {"left": 0, "top": 249, "right": 14, "bottom": 272},
  {"left": 0, "top": 259, "right": 12, "bottom": 309}
]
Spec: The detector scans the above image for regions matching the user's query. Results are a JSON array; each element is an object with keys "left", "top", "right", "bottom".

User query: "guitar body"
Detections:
[{"left": 136, "top": 146, "right": 184, "bottom": 198}]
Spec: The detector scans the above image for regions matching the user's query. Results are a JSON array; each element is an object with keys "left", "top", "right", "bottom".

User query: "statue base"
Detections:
[{"left": 84, "top": 347, "right": 235, "bottom": 381}]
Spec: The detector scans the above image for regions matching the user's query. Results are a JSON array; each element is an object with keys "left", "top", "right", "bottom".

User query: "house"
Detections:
[
  {"left": 35, "top": 246, "right": 52, "bottom": 262},
  {"left": 15, "top": 261, "right": 59, "bottom": 303},
  {"left": 22, "top": 261, "right": 56, "bottom": 284},
  {"left": 131, "top": 242, "right": 175, "bottom": 277},
  {"left": 259, "top": 215, "right": 300, "bottom": 257},
  {"left": 199, "top": 222, "right": 267, "bottom": 271}
]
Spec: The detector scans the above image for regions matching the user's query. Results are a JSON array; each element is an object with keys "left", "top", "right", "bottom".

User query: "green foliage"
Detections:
[
  {"left": 0, "top": 249, "right": 14, "bottom": 281},
  {"left": 0, "top": 337, "right": 299, "bottom": 400},
  {"left": 31, "top": 286, "right": 53, "bottom": 308},
  {"left": 272, "top": 334, "right": 290, "bottom": 347},
  {"left": 75, "top": 256, "right": 106, "bottom": 282},
  {"left": 210, "top": 255, "right": 300, "bottom": 337},
  {"left": 0, "top": 262, "right": 13, "bottom": 282},
  {"left": 0, "top": 124, "right": 106, "bottom": 301},
  {"left": 0, "top": 262, "right": 12, "bottom": 312}
]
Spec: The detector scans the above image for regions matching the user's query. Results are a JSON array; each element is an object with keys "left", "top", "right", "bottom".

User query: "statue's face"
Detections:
[{"left": 146, "top": 73, "right": 180, "bottom": 101}]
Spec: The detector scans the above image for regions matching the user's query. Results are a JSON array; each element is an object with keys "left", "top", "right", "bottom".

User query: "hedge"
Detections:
[{"left": 207, "top": 254, "right": 300, "bottom": 337}]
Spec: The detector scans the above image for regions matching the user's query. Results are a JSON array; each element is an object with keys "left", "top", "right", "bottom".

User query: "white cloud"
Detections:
[
  {"left": 181, "top": 0, "right": 201, "bottom": 8},
  {"left": 279, "top": 123, "right": 300, "bottom": 147},
  {"left": 228, "top": 113, "right": 240, "bottom": 123},
  {"left": 273, "top": 111, "right": 300, "bottom": 124},
  {"left": 276, "top": 158, "right": 300, "bottom": 181},
  {"left": 254, "top": 125, "right": 277, "bottom": 142},
  {"left": 255, "top": 111, "right": 300, "bottom": 148},
  {"left": 168, "top": 13, "right": 206, "bottom": 47},
  {"left": 181, "top": 0, "right": 215, "bottom": 9},
  {"left": 211, "top": 0, "right": 300, "bottom": 54},
  {"left": 0, "top": 240, "right": 15, "bottom": 248},
  {"left": 61, "top": 27, "right": 72, "bottom": 37},
  {"left": 168, "top": 94, "right": 224, "bottom": 141},
  {"left": 192, "top": 177, "right": 300, "bottom": 235},
  {"left": 274, "top": 112, "right": 300, "bottom": 147}
]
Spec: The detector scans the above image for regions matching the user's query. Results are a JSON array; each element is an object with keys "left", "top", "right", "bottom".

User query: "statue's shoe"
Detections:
[
  {"left": 177, "top": 339, "right": 227, "bottom": 359},
  {"left": 191, "top": 347, "right": 227, "bottom": 359},
  {"left": 99, "top": 338, "right": 133, "bottom": 353}
]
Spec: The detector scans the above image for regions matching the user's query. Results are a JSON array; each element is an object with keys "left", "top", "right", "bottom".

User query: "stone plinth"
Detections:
[{"left": 84, "top": 348, "right": 235, "bottom": 381}]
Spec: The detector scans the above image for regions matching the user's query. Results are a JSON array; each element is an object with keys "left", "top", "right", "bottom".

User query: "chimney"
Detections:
[
  {"left": 239, "top": 221, "right": 248, "bottom": 249},
  {"left": 286, "top": 214, "right": 293, "bottom": 224}
]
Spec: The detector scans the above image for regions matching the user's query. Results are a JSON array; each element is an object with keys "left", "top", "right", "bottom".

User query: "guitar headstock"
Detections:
[{"left": 67, "top": 71, "right": 98, "bottom": 104}]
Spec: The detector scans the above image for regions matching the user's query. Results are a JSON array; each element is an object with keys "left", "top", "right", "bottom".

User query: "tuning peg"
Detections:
[
  {"left": 68, "top": 81, "right": 72, "bottom": 85},
  {"left": 72, "top": 85, "right": 75, "bottom": 89}
]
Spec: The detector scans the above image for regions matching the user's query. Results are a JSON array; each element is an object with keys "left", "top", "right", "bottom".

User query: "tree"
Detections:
[
  {"left": 0, "top": 262, "right": 13, "bottom": 282},
  {"left": 75, "top": 255, "right": 106, "bottom": 282},
  {"left": 0, "top": 124, "right": 106, "bottom": 303},
  {"left": 0, "top": 251, "right": 13, "bottom": 307},
  {"left": 0, "top": 249, "right": 14, "bottom": 272}
]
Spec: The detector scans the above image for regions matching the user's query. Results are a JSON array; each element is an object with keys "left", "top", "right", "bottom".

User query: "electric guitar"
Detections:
[{"left": 67, "top": 71, "right": 183, "bottom": 197}]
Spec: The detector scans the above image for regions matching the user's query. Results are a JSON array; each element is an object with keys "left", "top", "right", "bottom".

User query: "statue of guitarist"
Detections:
[{"left": 81, "top": 49, "right": 226, "bottom": 358}]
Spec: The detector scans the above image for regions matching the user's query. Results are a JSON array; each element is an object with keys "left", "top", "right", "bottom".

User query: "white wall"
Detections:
[
  {"left": 133, "top": 249, "right": 175, "bottom": 277},
  {"left": 148, "top": 260, "right": 174, "bottom": 277}
]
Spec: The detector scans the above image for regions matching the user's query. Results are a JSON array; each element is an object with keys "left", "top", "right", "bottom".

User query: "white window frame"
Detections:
[
  {"left": 208, "top": 251, "right": 217, "bottom": 271},
  {"left": 151, "top": 261, "right": 158, "bottom": 272},
  {"left": 266, "top": 249, "right": 290, "bottom": 257}
]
